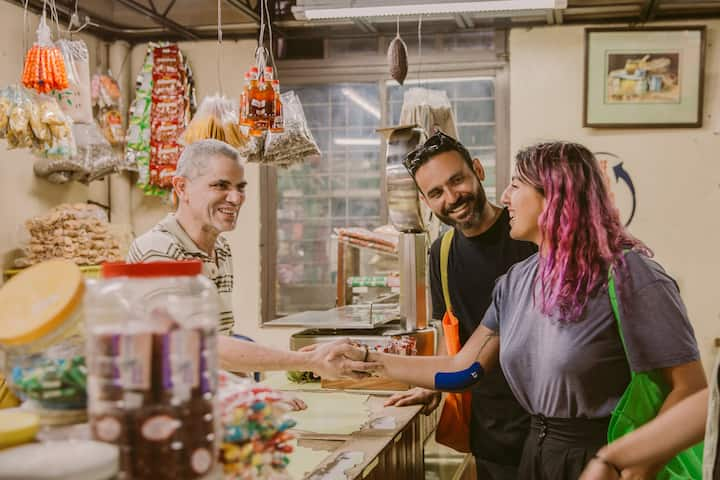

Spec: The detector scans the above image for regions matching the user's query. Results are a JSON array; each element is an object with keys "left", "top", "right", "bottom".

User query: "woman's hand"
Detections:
[{"left": 578, "top": 457, "right": 620, "bottom": 480}]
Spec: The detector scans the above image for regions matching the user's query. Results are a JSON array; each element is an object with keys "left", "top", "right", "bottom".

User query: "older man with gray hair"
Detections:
[
  {"left": 128, "top": 139, "right": 244, "bottom": 335},
  {"left": 128, "top": 139, "right": 373, "bottom": 380}
]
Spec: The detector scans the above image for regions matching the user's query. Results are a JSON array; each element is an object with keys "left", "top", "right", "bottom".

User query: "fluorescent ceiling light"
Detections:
[
  {"left": 342, "top": 88, "right": 381, "bottom": 118},
  {"left": 335, "top": 138, "right": 381, "bottom": 146},
  {"left": 303, "top": 0, "right": 566, "bottom": 19}
]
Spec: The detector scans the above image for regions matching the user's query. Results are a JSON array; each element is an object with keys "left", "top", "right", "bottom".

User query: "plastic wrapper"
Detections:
[
  {"left": 91, "top": 74, "right": 121, "bottom": 110},
  {"left": 72, "top": 122, "right": 117, "bottom": 182},
  {"left": 237, "top": 132, "right": 264, "bottom": 163},
  {"left": 21, "top": 15, "right": 69, "bottom": 94},
  {"left": 218, "top": 372, "right": 296, "bottom": 479},
  {"left": 260, "top": 91, "right": 320, "bottom": 167},
  {"left": 0, "top": 86, "right": 76, "bottom": 163},
  {"left": 56, "top": 39, "right": 93, "bottom": 123},
  {"left": 399, "top": 87, "right": 458, "bottom": 140},
  {"left": 126, "top": 45, "right": 154, "bottom": 182},
  {"left": 181, "top": 94, "right": 248, "bottom": 148},
  {"left": 146, "top": 44, "right": 188, "bottom": 195},
  {"left": 98, "top": 108, "right": 124, "bottom": 146}
]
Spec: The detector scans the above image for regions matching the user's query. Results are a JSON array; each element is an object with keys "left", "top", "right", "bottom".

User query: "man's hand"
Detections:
[
  {"left": 384, "top": 387, "right": 441, "bottom": 415},
  {"left": 301, "top": 339, "right": 378, "bottom": 380}
]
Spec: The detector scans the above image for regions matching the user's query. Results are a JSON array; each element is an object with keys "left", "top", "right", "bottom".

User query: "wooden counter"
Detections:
[
  {"left": 264, "top": 373, "right": 445, "bottom": 480},
  {"left": 32, "top": 379, "right": 448, "bottom": 480}
]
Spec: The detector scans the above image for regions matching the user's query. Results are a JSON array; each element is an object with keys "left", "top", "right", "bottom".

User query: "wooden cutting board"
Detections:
[{"left": 321, "top": 377, "right": 409, "bottom": 391}]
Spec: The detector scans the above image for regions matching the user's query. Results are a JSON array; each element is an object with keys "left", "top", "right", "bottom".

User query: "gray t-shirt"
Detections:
[{"left": 481, "top": 251, "right": 700, "bottom": 419}]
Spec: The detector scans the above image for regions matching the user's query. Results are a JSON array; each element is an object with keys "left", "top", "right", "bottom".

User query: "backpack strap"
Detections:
[{"left": 440, "top": 229, "right": 455, "bottom": 315}]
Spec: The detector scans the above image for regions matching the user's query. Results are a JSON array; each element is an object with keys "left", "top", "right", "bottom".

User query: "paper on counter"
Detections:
[
  {"left": 285, "top": 440, "right": 336, "bottom": 479},
  {"left": 289, "top": 392, "right": 371, "bottom": 435}
]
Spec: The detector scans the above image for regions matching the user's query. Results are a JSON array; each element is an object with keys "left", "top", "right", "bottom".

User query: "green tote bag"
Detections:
[{"left": 607, "top": 268, "right": 704, "bottom": 479}]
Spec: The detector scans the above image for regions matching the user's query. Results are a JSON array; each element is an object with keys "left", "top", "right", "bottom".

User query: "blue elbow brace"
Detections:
[{"left": 434, "top": 362, "right": 484, "bottom": 392}]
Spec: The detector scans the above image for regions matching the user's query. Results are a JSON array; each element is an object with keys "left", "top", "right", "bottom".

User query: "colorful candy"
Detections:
[{"left": 218, "top": 372, "right": 297, "bottom": 479}]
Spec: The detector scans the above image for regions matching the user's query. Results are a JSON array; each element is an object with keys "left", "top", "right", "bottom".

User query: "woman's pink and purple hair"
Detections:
[{"left": 514, "top": 141, "right": 651, "bottom": 322}]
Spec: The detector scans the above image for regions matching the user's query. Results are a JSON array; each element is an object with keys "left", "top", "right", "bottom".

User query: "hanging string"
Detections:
[
  {"left": 417, "top": 14, "right": 423, "bottom": 86},
  {"left": 22, "top": 0, "right": 29, "bottom": 57},
  {"left": 254, "top": 0, "right": 267, "bottom": 73},
  {"left": 47, "top": 0, "right": 61, "bottom": 39},
  {"left": 262, "top": 0, "right": 277, "bottom": 74},
  {"left": 216, "top": 0, "right": 223, "bottom": 94},
  {"left": 67, "top": 0, "right": 79, "bottom": 38}
]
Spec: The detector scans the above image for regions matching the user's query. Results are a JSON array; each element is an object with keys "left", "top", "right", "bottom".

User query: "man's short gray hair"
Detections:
[{"left": 175, "top": 139, "right": 241, "bottom": 179}]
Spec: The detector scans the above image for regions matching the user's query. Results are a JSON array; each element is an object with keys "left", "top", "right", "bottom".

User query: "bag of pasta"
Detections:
[
  {"left": 262, "top": 91, "right": 320, "bottom": 167},
  {"left": 182, "top": 94, "right": 248, "bottom": 148}
]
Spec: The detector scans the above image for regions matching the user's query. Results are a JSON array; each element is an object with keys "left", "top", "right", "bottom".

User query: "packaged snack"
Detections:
[
  {"left": 262, "top": 91, "right": 320, "bottom": 167},
  {"left": 21, "top": 16, "right": 69, "bottom": 94}
]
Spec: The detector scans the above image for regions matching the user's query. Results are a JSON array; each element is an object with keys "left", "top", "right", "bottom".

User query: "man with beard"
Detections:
[
  {"left": 128, "top": 139, "right": 372, "bottom": 380},
  {"left": 385, "top": 131, "right": 536, "bottom": 479}
]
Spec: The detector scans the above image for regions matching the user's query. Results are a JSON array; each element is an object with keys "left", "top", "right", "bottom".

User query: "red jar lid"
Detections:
[{"left": 101, "top": 260, "right": 202, "bottom": 278}]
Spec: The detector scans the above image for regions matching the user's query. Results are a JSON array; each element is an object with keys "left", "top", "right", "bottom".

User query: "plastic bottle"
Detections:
[
  {"left": 270, "top": 80, "right": 284, "bottom": 133},
  {"left": 239, "top": 71, "right": 252, "bottom": 127},
  {"left": 248, "top": 66, "right": 265, "bottom": 136}
]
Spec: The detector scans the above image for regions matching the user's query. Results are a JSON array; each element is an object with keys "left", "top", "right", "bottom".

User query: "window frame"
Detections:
[{"left": 260, "top": 30, "right": 510, "bottom": 325}]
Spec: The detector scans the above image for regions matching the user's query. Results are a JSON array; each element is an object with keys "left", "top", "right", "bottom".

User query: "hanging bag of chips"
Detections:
[{"left": 261, "top": 91, "right": 320, "bottom": 167}]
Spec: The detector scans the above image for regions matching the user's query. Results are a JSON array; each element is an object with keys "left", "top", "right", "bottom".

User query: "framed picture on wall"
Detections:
[{"left": 584, "top": 26, "right": 706, "bottom": 128}]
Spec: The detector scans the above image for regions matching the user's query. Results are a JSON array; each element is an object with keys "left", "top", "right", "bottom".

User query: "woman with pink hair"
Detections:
[{"left": 352, "top": 141, "right": 707, "bottom": 479}]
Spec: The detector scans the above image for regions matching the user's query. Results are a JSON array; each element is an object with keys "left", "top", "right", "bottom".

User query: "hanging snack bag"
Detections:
[
  {"left": 56, "top": 39, "right": 93, "bottom": 124},
  {"left": 71, "top": 122, "right": 117, "bottom": 182},
  {"left": 21, "top": 15, "right": 69, "bottom": 94},
  {"left": 127, "top": 45, "right": 155, "bottom": 185},
  {"left": 262, "top": 91, "right": 320, "bottom": 167}
]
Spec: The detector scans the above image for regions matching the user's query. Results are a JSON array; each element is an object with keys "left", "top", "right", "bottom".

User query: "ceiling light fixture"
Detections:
[{"left": 302, "top": 0, "right": 567, "bottom": 20}]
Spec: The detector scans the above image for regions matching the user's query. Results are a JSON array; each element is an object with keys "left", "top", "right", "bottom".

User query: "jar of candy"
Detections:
[
  {"left": 84, "top": 260, "right": 220, "bottom": 480},
  {"left": 0, "top": 260, "right": 87, "bottom": 412}
]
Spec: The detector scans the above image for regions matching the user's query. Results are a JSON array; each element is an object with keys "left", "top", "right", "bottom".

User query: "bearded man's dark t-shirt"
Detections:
[{"left": 428, "top": 208, "right": 536, "bottom": 467}]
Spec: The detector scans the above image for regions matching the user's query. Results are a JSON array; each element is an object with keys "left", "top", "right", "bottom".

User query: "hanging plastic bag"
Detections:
[
  {"left": 399, "top": 87, "right": 458, "bottom": 140},
  {"left": 6, "top": 88, "right": 33, "bottom": 149},
  {"left": 91, "top": 73, "right": 121, "bottom": 110},
  {"left": 261, "top": 91, "right": 320, "bottom": 167},
  {"left": 181, "top": 94, "right": 248, "bottom": 148},
  {"left": 56, "top": 39, "right": 93, "bottom": 123},
  {"left": 0, "top": 87, "right": 11, "bottom": 138},
  {"left": 21, "top": 15, "right": 69, "bottom": 94},
  {"left": 72, "top": 122, "right": 116, "bottom": 182}
]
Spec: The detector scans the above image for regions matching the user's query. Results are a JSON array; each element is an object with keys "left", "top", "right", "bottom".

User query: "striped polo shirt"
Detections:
[{"left": 127, "top": 213, "right": 235, "bottom": 335}]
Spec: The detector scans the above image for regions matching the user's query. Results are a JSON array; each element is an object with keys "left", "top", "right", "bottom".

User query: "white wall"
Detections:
[
  {"left": 510, "top": 22, "right": 720, "bottom": 371},
  {"left": 0, "top": 2, "right": 108, "bottom": 271},
  {"left": 128, "top": 40, "right": 297, "bottom": 346}
]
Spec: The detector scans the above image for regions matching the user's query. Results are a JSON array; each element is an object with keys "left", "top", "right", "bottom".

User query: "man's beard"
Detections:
[{"left": 435, "top": 188, "right": 487, "bottom": 230}]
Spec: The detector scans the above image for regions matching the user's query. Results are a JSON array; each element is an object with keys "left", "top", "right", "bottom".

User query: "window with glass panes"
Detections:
[
  {"left": 271, "top": 77, "right": 499, "bottom": 317},
  {"left": 387, "top": 78, "right": 497, "bottom": 200},
  {"left": 275, "top": 83, "right": 382, "bottom": 315}
]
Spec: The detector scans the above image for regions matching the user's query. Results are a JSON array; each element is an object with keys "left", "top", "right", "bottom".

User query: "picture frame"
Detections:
[{"left": 584, "top": 26, "right": 706, "bottom": 128}]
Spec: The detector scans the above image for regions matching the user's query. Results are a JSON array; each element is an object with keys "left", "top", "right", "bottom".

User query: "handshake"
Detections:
[{"left": 299, "top": 338, "right": 382, "bottom": 380}]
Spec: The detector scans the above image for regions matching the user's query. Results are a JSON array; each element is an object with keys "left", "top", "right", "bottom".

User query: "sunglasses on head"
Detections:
[{"left": 404, "top": 131, "right": 466, "bottom": 173}]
